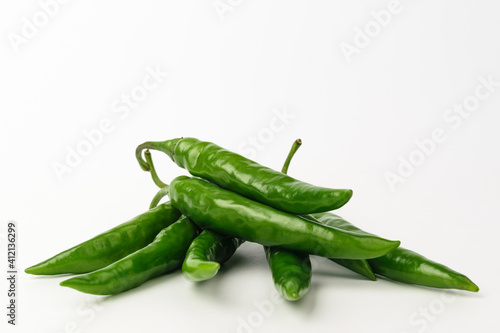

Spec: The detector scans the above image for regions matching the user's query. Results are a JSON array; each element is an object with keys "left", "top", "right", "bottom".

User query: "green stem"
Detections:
[
  {"left": 136, "top": 139, "right": 181, "bottom": 171},
  {"left": 143, "top": 149, "right": 170, "bottom": 208},
  {"left": 150, "top": 187, "right": 170, "bottom": 209},
  {"left": 281, "top": 139, "right": 302, "bottom": 174},
  {"left": 144, "top": 150, "right": 168, "bottom": 189},
  {"left": 135, "top": 141, "right": 167, "bottom": 171},
  {"left": 136, "top": 142, "right": 154, "bottom": 171}
]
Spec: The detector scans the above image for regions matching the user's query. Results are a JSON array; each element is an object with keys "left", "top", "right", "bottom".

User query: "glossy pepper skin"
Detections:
[
  {"left": 329, "top": 258, "right": 376, "bottom": 281},
  {"left": 136, "top": 137, "right": 353, "bottom": 214},
  {"left": 25, "top": 203, "right": 181, "bottom": 275},
  {"left": 60, "top": 216, "right": 199, "bottom": 295},
  {"left": 368, "top": 248, "right": 479, "bottom": 292},
  {"left": 264, "top": 139, "right": 312, "bottom": 301},
  {"left": 145, "top": 149, "right": 245, "bottom": 283},
  {"left": 264, "top": 246, "right": 311, "bottom": 301},
  {"left": 182, "top": 230, "right": 243, "bottom": 282},
  {"left": 308, "top": 213, "right": 377, "bottom": 281},
  {"left": 281, "top": 139, "right": 477, "bottom": 290},
  {"left": 278, "top": 139, "right": 376, "bottom": 281},
  {"left": 309, "top": 213, "right": 479, "bottom": 291},
  {"left": 168, "top": 176, "right": 400, "bottom": 259}
]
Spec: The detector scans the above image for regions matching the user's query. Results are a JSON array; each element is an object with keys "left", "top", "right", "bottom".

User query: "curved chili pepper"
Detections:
[
  {"left": 167, "top": 176, "right": 400, "bottom": 259},
  {"left": 308, "top": 211, "right": 479, "bottom": 291},
  {"left": 182, "top": 230, "right": 243, "bottom": 282},
  {"left": 136, "top": 137, "right": 353, "bottom": 214},
  {"left": 368, "top": 248, "right": 479, "bottom": 292},
  {"left": 265, "top": 246, "right": 311, "bottom": 301},
  {"left": 282, "top": 139, "right": 477, "bottom": 291},
  {"left": 308, "top": 209, "right": 479, "bottom": 291},
  {"left": 60, "top": 216, "right": 199, "bottom": 295},
  {"left": 25, "top": 202, "right": 181, "bottom": 275}
]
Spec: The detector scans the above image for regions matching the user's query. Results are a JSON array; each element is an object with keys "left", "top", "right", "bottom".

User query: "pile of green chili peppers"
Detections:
[{"left": 26, "top": 137, "right": 479, "bottom": 300}]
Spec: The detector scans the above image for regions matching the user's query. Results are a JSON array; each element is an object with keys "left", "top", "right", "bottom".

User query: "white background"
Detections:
[{"left": 1, "top": 1, "right": 499, "bottom": 332}]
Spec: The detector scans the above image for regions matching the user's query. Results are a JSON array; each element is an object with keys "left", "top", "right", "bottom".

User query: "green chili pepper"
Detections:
[
  {"left": 166, "top": 176, "right": 400, "bottom": 259},
  {"left": 308, "top": 207, "right": 479, "bottom": 291},
  {"left": 264, "top": 139, "right": 312, "bottom": 301},
  {"left": 368, "top": 248, "right": 479, "bottom": 292},
  {"left": 145, "top": 143, "right": 314, "bottom": 297},
  {"left": 60, "top": 216, "right": 199, "bottom": 295},
  {"left": 308, "top": 210, "right": 479, "bottom": 291},
  {"left": 329, "top": 258, "right": 376, "bottom": 280},
  {"left": 136, "top": 137, "right": 353, "bottom": 214},
  {"left": 282, "top": 140, "right": 478, "bottom": 291},
  {"left": 308, "top": 213, "right": 377, "bottom": 281},
  {"left": 25, "top": 202, "right": 181, "bottom": 275},
  {"left": 264, "top": 246, "right": 311, "bottom": 301},
  {"left": 144, "top": 149, "right": 245, "bottom": 283},
  {"left": 182, "top": 230, "right": 243, "bottom": 282},
  {"left": 275, "top": 139, "right": 374, "bottom": 283}
]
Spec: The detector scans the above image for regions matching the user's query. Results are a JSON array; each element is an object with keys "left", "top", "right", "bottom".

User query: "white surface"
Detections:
[{"left": 1, "top": 1, "right": 499, "bottom": 332}]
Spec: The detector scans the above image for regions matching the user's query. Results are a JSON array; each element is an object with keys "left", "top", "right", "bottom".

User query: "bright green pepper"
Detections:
[
  {"left": 306, "top": 209, "right": 479, "bottom": 291},
  {"left": 278, "top": 139, "right": 376, "bottom": 281},
  {"left": 182, "top": 230, "right": 243, "bottom": 282},
  {"left": 60, "top": 216, "right": 199, "bottom": 295},
  {"left": 25, "top": 202, "right": 181, "bottom": 275},
  {"left": 167, "top": 176, "right": 400, "bottom": 259},
  {"left": 284, "top": 140, "right": 478, "bottom": 291},
  {"left": 264, "top": 139, "right": 312, "bottom": 301},
  {"left": 136, "top": 137, "right": 353, "bottom": 214},
  {"left": 368, "top": 248, "right": 479, "bottom": 292},
  {"left": 144, "top": 149, "right": 245, "bottom": 283},
  {"left": 328, "top": 258, "right": 376, "bottom": 281},
  {"left": 309, "top": 210, "right": 479, "bottom": 291},
  {"left": 264, "top": 246, "right": 311, "bottom": 301},
  {"left": 308, "top": 213, "right": 377, "bottom": 281},
  {"left": 145, "top": 143, "right": 314, "bottom": 298}
]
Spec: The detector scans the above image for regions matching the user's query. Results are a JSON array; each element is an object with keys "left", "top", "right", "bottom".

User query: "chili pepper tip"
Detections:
[
  {"left": 461, "top": 278, "right": 479, "bottom": 292},
  {"left": 59, "top": 278, "right": 81, "bottom": 291},
  {"left": 60, "top": 277, "right": 100, "bottom": 295},
  {"left": 281, "top": 280, "right": 304, "bottom": 301},
  {"left": 183, "top": 261, "right": 221, "bottom": 282},
  {"left": 24, "top": 266, "right": 36, "bottom": 274}
]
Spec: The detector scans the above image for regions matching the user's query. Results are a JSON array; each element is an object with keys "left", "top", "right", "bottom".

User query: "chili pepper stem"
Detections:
[
  {"left": 144, "top": 150, "right": 168, "bottom": 188},
  {"left": 280, "top": 137, "right": 352, "bottom": 207},
  {"left": 281, "top": 139, "right": 302, "bottom": 174},
  {"left": 150, "top": 187, "right": 170, "bottom": 209},
  {"left": 136, "top": 139, "right": 181, "bottom": 171},
  {"left": 145, "top": 149, "right": 171, "bottom": 209}
]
